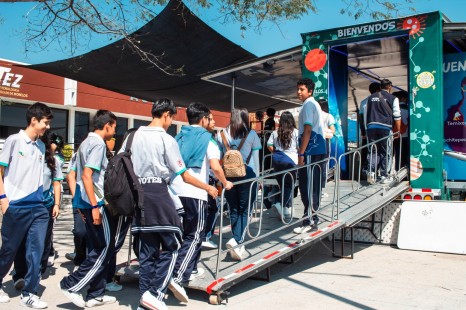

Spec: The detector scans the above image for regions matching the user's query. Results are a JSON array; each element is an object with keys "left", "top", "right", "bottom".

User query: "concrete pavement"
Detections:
[{"left": 1, "top": 207, "right": 465, "bottom": 309}]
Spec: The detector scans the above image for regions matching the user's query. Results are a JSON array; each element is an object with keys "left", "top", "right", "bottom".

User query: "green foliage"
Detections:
[{"left": 63, "top": 144, "right": 73, "bottom": 162}]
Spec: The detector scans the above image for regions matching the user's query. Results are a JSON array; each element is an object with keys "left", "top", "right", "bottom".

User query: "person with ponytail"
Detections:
[{"left": 267, "top": 111, "right": 299, "bottom": 219}]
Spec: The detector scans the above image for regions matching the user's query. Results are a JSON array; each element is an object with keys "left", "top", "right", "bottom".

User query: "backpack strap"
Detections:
[
  {"left": 237, "top": 131, "right": 249, "bottom": 152},
  {"left": 220, "top": 131, "right": 231, "bottom": 151},
  {"left": 124, "top": 131, "right": 137, "bottom": 152}
]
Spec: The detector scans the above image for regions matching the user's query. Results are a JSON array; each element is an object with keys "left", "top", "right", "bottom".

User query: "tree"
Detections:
[{"left": 2, "top": 0, "right": 415, "bottom": 75}]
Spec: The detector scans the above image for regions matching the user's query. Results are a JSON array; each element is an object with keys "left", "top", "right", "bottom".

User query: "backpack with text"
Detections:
[
  {"left": 104, "top": 132, "right": 144, "bottom": 217},
  {"left": 220, "top": 131, "right": 252, "bottom": 178}
]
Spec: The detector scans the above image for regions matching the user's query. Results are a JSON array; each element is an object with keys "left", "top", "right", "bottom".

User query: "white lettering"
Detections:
[
  {"left": 443, "top": 60, "right": 466, "bottom": 73},
  {"left": 337, "top": 21, "right": 397, "bottom": 38},
  {"left": 0, "top": 66, "right": 23, "bottom": 89},
  {"left": 2, "top": 73, "right": 14, "bottom": 86},
  {"left": 451, "top": 62, "right": 458, "bottom": 72}
]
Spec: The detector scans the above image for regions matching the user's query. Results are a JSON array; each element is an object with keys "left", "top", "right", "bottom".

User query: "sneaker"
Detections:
[
  {"left": 14, "top": 278, "right": 25, "bottom": 290},
  {"left": 225, "top": 238, "right": 238, "bottom": 250},
  {"left": 65, "top": 252, "right": 76, "bottom": 261},
  {"left": 381, "top": 176, "right": 393, "bottom": 184},
  {"left": 0, "top": 288, "right": 10, "bottom": 303},
  {"left": 321, "top": 192, "right": 329, "bottom": 198},
  {"left": 201, "top": 240, "right": 218, "bottom": 249},
  {"left": 367, "top": 172, "right": 376, "bottom": 185},
  {"left": 20, "top": 292, "right": 47, "bottom": 309},
  {"left": 47, "top": 255, "right": 54, "bottom": 267},
  {"left": 293, "top": 225, "right": 313, "bottom": 234},
  {"left": 140, "top": 291, "right": 168, "bottom": 310},
  {"left": 230, "top": 245, "right": 245, "bottom": 261},
  {"left": 273, "top": 202, "right": 283, "bottom": 218},
  {"left": 105, "top": 281, "right": 123, "bottom": 292},
  {"left": 188, "top": 268, "right": 205, "bottom": 281},
  {"left": 283, "top": 206, "right": 291, "bottom": 219},
  {"left": 85, "top": 295, "right": 116, "bottom": 308},
  {"left": 59, "top": 283, "right": 85, "bottom": 308},
  {"left": 168, "top": 279, "right": 189, "bottom": 303}
]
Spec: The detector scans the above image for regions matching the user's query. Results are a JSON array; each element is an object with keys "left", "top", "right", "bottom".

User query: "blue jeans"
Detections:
[
  {"left": 366, "top": 128, "right": 392, "bottom": 177},
  {"left": 224, "top": 166, "right": 257, "bottom": 244}
]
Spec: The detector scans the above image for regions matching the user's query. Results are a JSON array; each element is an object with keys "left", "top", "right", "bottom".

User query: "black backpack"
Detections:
[{"left": 104, "top": 132, "right": 144, "bottom": 217}]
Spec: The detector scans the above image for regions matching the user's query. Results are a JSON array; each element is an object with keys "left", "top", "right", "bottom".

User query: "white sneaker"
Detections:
[
  {"left": 140, "top": 291, "right": 168, "bottom": 310},
  {"left": 226, "top": 238, "right": 238, "bottom": 250},
  {"left": 188, "top": 268, "right": 205, "bottom": 281},
  {"left": 283, "top": 206, "right": 291, "bottom": 218},
  {"left": 293, "top": 225, "right": 313, "bottom": 234},
  {"left": 14, "top": 278, "right": 25, "bottom": 290},
  {"left": 367, "top": 172, "right": 376, "bottom": 185},
  {"left": 382, "top": 176, "right": 393, "bottom": 184},
  {"left": 0, "top": 288, "right": 10, "bottom": 303},
  {"left": 273, "top": 202, "right": 282, "bottom": 218},
  {"left": 168, "top": 279, "right": 189, "bottom": 303},
  {"left": 85, "top": 295, "right": 116, "bottom": 308},
  {"left": 230, "top": 245, "right": 245, "bottom": 261},
  {"left": 105, "top": 281, "right": 123, "bottom": 292},
  {"left": 59, "top": 284, "right": 85, "bottom": 308},
  {"left": 47, "top": 255, "right": 54, "bottom": 267},
  {"left": 201, "top": 240, "right": 218, "bottom": 249},
  {"left": 20, "top": 293, "right": 48, "bottom": 309}
]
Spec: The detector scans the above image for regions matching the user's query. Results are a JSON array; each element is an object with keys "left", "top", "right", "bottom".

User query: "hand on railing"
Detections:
[{"left": 223, "top": 181, "right": 234, "bottom": 190}]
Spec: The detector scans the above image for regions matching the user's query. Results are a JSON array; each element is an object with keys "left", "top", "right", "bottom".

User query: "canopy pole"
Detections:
[{"left": 230, "top": 73, "right": 237, "bottom": 112}]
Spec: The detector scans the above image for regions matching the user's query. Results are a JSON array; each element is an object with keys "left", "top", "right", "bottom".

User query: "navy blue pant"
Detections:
[
  {"left": 13, "top": 206, "right": 55, "bottom": 280},
  {"left": 204, "top": 193, "right": 218, "bottom": 241},
  {"left": 0, "top": 206, "right": 48, "bottom": 294},
  {"left": 72, "top": 208, "right": 87, "bottom": 266},
  {"left": 106, "top": 215, "right": 132, "bottom": 282},
  {"left": 273, "top": 161, "right": 297, "bottom": 208},
  {"left": 298, "top": 154, "right": 326, "bottom": 226},
  {"left": 139, "top": 231, "right": 180, "bottom": 300},
  {"left": 224, "top": 166, "right": 257, "bottom": 244},
  {"left": 366, "top": 128, "right": 392, "bottom": 177},
  {"left": 173, "top": 197, "right": 206, "bottom": 283},
  {"left": 60, "top": 207, "right": 114, "bottom": 301}
]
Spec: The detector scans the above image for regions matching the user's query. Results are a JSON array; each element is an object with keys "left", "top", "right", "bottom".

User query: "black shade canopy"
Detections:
[{"left": 24, "top": 0, "right": 294, "bottom": 112}]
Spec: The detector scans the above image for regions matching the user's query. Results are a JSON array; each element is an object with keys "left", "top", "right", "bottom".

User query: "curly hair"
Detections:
[{"left": 277, "top": 111, "right": 296, "bottom": 150}]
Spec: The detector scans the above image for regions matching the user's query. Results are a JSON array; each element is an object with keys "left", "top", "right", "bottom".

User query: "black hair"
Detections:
[
  {"left": 255, "top": 111, "right": 264, "bottom": 122},
  {"left": 277, "top": 111, "right": 296, "bottom": 150},
  {"left": 186, "top": 102, "right": 210, "bottom": 125},
  {"left": 266, "top": 108, "right": 276, "bottom": 117},
  {"left": 93, "top": 110, "right": 116, "bottom": 131},
  {"left": 297, "top": 78, "right": 315, "bottom": 93},
  {"left": 229, "top": 108, "right": 250, "bottom": 139},
  {"left": 26, "top": 102, "right": 53, "bottom": 125},
  {"left": 152, "top": 98, "right": 177, "bottom": 118},
  {"left": 50, "top": 133, "right": 64, "bottom": 154},
  {"left": 318, "top": 99, "right": 329, "bottom": 113},
  {"left": 369, "top": 82, "right": 381, "bottom": 94},
  {"left": 393, "top": 90, "right": 409, "bottom": 101},
  {"left": 380, "top": 79, "right": 392, "bottom": 90},
  {"left": 41, "top": 131, "right": 56, "bottom": 179},
  {"left": 122, "top": 127, "right": 138, "bottom": 142}
]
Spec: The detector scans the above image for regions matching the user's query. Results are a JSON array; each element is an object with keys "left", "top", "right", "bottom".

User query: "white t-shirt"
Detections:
[
  {"left": 170, "top": 139, "right": 220, "bottom": 201},
  {"left": 267, "top": 129, "right": 299, "bottom": 164}
]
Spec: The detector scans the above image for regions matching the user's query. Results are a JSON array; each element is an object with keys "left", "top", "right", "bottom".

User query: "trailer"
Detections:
[{"left": 118, "top": 11, "right": 466, "bottom": 304}]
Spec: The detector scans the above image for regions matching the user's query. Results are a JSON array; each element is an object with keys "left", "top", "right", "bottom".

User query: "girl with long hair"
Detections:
[
  {"left": 218, "top": 108, "right": 261, "bottom": 261},
  {"left": 267, "top": 111, "right": 299, "bottom": 218}
]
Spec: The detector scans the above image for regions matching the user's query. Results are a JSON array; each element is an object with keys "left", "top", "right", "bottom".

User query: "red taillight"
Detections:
[
  {"left": 403, "top": 194, "right": 412, "bottom": 200},
  {"left": 413, "top": 195, "right": 423, "bottom": 200}
]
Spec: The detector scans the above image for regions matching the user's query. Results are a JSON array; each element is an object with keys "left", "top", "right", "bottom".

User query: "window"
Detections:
[
  {"left": 114, "top": 117, "right": 128, "bottom": 152},
  {"left": 134, "top": 119, "right": 150, "bottom": 128},
  {"left": 74, "top": 111, "right": 90, "bottom": 147}
]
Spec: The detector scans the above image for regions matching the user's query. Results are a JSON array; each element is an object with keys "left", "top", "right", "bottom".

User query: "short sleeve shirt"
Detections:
[
  {"left": 217, "top": 128, "right": 262, "bottom": 173},
  {"left": 119, "top": 126, "right": 186, "bottom": 182},
  {"left": 43, "top": 156, "right": 65, "bottom": 192},
  {"left": 170, "top": 138, "right": 220, "bottom": 201},
  {"left": 267, "top": 129, "right": 299, "bottom": 164},
  {"left": 298, "top": 96, "right": 327, "bottom": 155},
  {"left": 0, "top": 130, "right": 45, "bottom": 208},
  {"left": 74, "top": 132, "right": 108, "bottom": 208}
]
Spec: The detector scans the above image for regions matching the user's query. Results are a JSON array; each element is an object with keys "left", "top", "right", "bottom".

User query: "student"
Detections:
[
  {"left": 0, "top": 102, "right": 53, "bottom": 308},
  {"left": 267, "top": 111, "right": 299, "bottom": 219},
  {"left": 12, "top": 131, "right": 64, "bottom": 289},
  {"left": 217, "top": 108, "right": 262, "bottom": 261},
  {"left": 318, "top": 99, "right": 336, "bottom": 195},
  {"left": 59, "top": 110, "right": 117, "bottom": 308},
  {"left": 119, "top": 98, "right": 217, "bottom": 310},
  {"left": 168, "top": 103, "right": 232, "bottom": 303},
  {"left": 393, "top": 90, "right": 409, "bottom": 169},
  {"left": 294, "top": 78, "right": 327, "bottom": 234}
]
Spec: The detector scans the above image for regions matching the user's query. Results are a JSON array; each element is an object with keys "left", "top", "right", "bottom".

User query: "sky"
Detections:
[{"left": 0, "top": 0, "right": 464, "bottom": 64}]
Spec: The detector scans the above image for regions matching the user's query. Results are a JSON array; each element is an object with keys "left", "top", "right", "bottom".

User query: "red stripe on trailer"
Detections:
[
  {"left": 421, "top": 188, "right": 432, "bottom": 192},
  {"left": 205, "top": 220, "right": 340, "bottom": 294}
]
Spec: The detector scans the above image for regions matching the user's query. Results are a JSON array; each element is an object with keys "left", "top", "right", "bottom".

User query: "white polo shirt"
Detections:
[
  {"left": 267, "top": 129, "right": 300, "bottom": 164},
  {"left": 0, "top": 130, "right": 45, "bottom": 208},
  {"left": 43, "top": 156, "right": 65, "bottom": 192}
]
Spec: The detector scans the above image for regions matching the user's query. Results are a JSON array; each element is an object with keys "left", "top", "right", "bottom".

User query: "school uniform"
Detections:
[
  {"left": 170, "top": 125, "right": 220, "bottom": 283},
  {"left": 298, "top": 96, "right": 327, "bottom": 226},
  {"left": 120, "top": 126, "right": 184, "bottom": 300},
  {"left": 59, "top": 132, "right": 114, "bottom": 301},
  {"left": 13, "top": 155, "right": 64, "bottom": 279},
  {"left": 0, "top": 130, "right": 48, "bottom": 296}
]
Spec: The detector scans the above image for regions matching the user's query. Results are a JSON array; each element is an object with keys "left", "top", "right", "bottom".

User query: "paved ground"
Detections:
[{"left": 1, "top": 207, "right": 466, "bottom": 310}]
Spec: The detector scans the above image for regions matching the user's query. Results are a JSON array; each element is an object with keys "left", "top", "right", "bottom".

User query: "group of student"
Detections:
[{"left": 0, "top": 77, "right": 331, "bottom": 309}]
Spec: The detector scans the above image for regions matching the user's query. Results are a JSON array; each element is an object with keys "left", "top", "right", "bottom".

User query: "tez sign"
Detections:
[{"left": 0, "top": 66, "right": 23, "bottom": 88}]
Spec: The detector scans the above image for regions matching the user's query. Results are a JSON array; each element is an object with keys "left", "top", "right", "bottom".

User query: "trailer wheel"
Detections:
[{"left": 209, "top": 294, "right": 222, "bottom": 305}]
